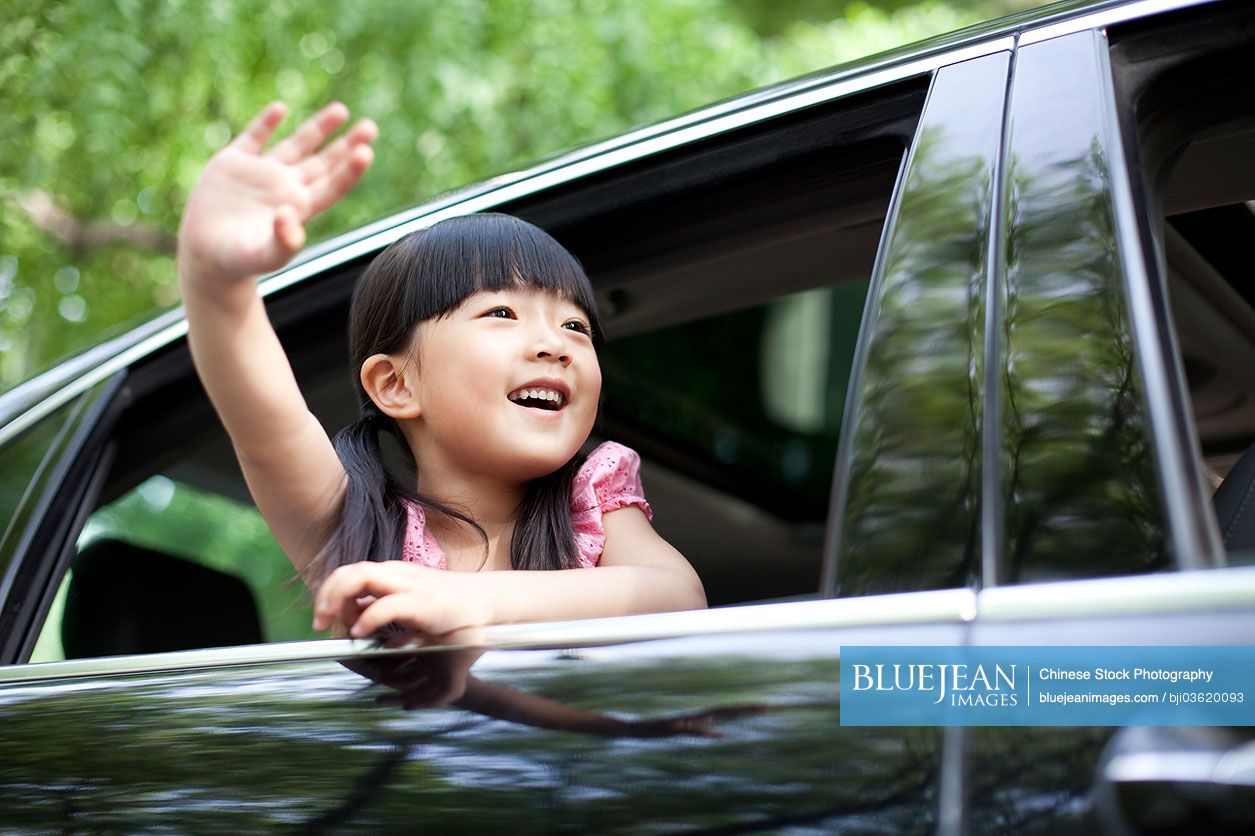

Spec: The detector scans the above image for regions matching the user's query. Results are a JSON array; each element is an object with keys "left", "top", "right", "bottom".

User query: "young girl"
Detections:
[{"left": 177, "top": 102, "right": 706, "bottom": 642}]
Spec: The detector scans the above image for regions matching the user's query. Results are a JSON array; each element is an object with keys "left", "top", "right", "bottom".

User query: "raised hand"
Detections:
[{"left": 178, "top": 102, "right": 377, "bottom": 284}]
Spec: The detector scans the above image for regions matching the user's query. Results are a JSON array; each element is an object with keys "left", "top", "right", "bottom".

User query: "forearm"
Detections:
[
  {"left": 313, "top": 526, "right": 707, "bottom": 639},
  {"left": 180, "top": 265, "right": 345, "bottom": 568},
  {"left": 180, "top": 271, "right": 314, "bottom": 465},
  {"left": 482, "top": 564, "right": 707, "bottom": 625}
]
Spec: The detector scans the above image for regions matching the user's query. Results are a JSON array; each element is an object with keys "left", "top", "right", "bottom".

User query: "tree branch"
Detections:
[{"left": 17, "top": 189, "right": 176, "bottom": 254}]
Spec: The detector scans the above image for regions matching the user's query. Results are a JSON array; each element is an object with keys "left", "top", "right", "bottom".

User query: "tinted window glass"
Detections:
[
  {"left": 600, "top": 281, "right": 869, "bottom": 604},
  {"left": 602, "top": 282, "right": 867, "bottom": 522},
  {"left": 0, "top": 403, "right": 77, "bottom": 563},
  {"left": 1111, "top": 4, "right": 1255, "bottom": 563}
]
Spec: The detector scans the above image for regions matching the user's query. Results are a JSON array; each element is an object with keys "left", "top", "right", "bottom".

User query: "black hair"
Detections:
[{"left": 308, "top": 214, "right": 602, "bottom": 587}]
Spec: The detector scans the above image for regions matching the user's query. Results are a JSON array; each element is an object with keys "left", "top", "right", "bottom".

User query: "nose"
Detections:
[
  {"left": 527, "top": 318, "right": 572, "bottom": 364},
  {"left": 535, "top": 345, "right": 571, "bottom": 365},
  {"left": 531, "top": 326, "right": 571, "bottom": 366}
]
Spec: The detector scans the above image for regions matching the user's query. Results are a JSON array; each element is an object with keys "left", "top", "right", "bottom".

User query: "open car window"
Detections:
[
  {"left": 1111, "top": 0, "right": 1255, "bottom": 566},
  {"left": 19, "top": 74, "right": 928, "bottom": 660},
  {"left": 31, "top": 477, "right": 314, "bottom": 663}
]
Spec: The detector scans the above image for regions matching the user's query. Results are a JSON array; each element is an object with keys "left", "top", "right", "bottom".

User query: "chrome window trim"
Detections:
[
  {"left": 6, "top": 564, "right": 1255, "bottom": 684},
  {"left": 0, "top": 588, "right": 977, "bottom": 685},
  {"left": 0, "top": 37, "right": 1018, "bottom": 451},
  {"left": 1019, "top": 0, "right": 1214, "bottom": 46},
  {"left": 483, "top": 588, "right": 978, "bottom": 647},
  {"left": 1104, "top": 750, "right": 1255, "bottom": 786},
  {"left": 976, "top": 565, "right": 1255, "bottom": 621},
  {"left": 0, "top": 638, "right": 404, "bottom": 686}
]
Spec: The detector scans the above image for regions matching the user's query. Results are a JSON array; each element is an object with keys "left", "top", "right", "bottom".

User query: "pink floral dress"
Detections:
[{"left": 400, "top": 441, "right": 651, "bottom": 569}]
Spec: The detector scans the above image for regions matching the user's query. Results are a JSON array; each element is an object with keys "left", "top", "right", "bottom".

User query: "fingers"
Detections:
[
  {"left": 307, "top": 142, "right": 375, "bottom": 216},
  {"left": 230, "top": 102, "right": 288, "bottom": 154},
  {"left": 273, "top": 205, "right": 306, "bottom": 253},
  {"left": 297, "top": 117, "right": 378, "bottom": 181},
  {"left": 348, "top": 594, "right": 425, "bottom": 638},
  {"left": 244, "top": 205, "right": 306, "bottom": 274},
  {"left": 270, "top": 101, "right": 350, "bottom": 164},
  {"left": 312, "top": 562, "right": 483, "bottom": 641},
  {"left": 313, "top": 562, "right": 413, "bottom": 632}
]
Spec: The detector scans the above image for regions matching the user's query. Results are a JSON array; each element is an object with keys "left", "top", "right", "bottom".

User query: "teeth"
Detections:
[{"left": 509, "top": 387, "right": 565, "bottom": 406}]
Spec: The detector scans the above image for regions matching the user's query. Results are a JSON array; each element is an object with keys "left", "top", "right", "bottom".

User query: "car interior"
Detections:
[{"left": 1110, "top": 0, "right": 1255, "bottom": 559}]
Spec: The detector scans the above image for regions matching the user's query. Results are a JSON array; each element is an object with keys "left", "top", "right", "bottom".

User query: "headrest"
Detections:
[
  {"left": 1214, "top": 438, "right": 1255, "bottom": 557},
  {"left": 62, "top": 538, "right": 262, "bottom": 659}
]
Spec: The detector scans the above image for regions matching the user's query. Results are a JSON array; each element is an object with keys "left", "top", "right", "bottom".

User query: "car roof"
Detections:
[{"left": 0, "top": 0, "right": 1217, "bottom": 447}]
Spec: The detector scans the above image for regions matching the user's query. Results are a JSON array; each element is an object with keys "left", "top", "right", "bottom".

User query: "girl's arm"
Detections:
[
  {"left": 178, "top": 102, "right": 377, "bottom": 577},
  {"left": 313, "top": 507, "right": 706, "bottom": 638}
]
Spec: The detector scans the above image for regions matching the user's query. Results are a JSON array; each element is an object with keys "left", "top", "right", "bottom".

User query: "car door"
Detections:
[
  {"left": 0, "top": 33, "right": 1026, "bottom": 832},
  {"left": 952, "top": 4, "right": 1255, "bottom": 831}
]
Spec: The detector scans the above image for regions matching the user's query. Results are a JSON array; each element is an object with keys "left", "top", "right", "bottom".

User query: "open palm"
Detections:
[{"left": 178, "top": 102, "right": 377, "bottom": 281}]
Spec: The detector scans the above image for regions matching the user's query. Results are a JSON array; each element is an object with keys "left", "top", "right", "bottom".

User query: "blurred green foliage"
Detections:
[{"left": 1, "top": 0, "right": 1039, "bottom": 389}]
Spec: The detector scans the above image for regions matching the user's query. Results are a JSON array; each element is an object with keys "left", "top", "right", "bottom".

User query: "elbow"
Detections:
[
  {"left": 689, "top": 574, "right": 708, "bottom": 610},
  {"left": 673, "top": 568, "right": 708, "bottom": 612},
  {"left": 628, "top": 565, "right": 706, "bottom": 615}
]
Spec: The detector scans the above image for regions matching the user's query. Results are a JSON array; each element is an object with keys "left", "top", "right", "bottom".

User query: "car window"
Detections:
[
  {"left": 30, "top": 476, "right": 314, "bottom": 663},
  {"left": 519, "top": 81, "right": 927, "bottom": 606},
  {"left": 19, "top": 76, "right": 926, "bottom": 656},
  {"left": 600, "top": 281, "right": 869, "bottom": 605},
  {"left": 0, "top": 399, "right": 82, "bottom": 600},
  {"left": 1111, "top": 2, "right": 1255, "bottom": 566},
  {"left": 603, "top": 282, "right": 867, "bottom": 523}
]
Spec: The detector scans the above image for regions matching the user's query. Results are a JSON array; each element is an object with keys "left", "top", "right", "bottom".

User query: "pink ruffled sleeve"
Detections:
[
  {"left": 570, "top": 441, "right": 652, "bottom": 568},
  {"left": 400, "top": 499, "right": 447, "bottom": 569}
]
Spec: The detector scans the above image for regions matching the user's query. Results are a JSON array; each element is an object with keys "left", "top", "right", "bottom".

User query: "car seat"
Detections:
[
  {"left": 61, "top": 538, "right": 263, "bottom": 658},
  {"left": 1214, "top": 439, "right": 1255, "bottom": 557}
]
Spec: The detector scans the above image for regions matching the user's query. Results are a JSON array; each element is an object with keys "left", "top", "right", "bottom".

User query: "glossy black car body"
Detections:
[{"left": 2, "top": 0, "right": 1254, "bottom": 832}]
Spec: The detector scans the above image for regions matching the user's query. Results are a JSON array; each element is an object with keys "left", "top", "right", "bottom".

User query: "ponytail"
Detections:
[
  {"left": 308, "top": 406, "right": 486, "bottom": 587},
  {"left": 512, "top": 455, "right": 584, "bottom": 571}
]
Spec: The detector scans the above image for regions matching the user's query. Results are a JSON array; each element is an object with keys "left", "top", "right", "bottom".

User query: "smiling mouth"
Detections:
[{"left": 507, "top": 387, "right": 566, "bottom": 411}]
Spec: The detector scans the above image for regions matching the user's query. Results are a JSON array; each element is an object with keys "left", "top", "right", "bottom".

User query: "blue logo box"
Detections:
[{"left": 839, "top": 646, "right": 1255, "bottom": 726}]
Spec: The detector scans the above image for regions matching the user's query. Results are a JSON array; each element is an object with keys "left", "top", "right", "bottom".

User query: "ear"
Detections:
[{"left": 360, "top": 353, "right": 422, "bottom": 420}]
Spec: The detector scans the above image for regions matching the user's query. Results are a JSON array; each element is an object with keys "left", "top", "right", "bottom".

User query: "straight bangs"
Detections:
[{"left": 394, "top": 213, "right": 601, "bottom": 342}]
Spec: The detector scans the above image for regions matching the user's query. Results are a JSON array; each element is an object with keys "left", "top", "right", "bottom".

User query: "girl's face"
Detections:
[{"left": 406, "top": 286, "right": 601, "bottom": 486}]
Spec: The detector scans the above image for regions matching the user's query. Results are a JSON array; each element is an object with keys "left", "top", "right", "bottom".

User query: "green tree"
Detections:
[{"left": 2, "top": 0, "right": 1038, "bottom": 390}]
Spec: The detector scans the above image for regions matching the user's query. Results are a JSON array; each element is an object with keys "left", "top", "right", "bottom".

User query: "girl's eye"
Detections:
[
  {"left": 484, "top": 307, "right": 516, "bottom": 319},
  {"left": 562, "top": 320, "right": 592, "bottom": 336}
]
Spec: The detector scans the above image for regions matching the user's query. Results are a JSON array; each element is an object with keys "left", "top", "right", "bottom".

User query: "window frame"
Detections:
[
  {"left": 1108, "top": 1, "right": 1255, "bottom": 567},
  {"left": 0, "top": 373, "right": 123, "bottom": 665},
  {"left": 3, "top": 36, "right": 1018, "bottom": 664}
]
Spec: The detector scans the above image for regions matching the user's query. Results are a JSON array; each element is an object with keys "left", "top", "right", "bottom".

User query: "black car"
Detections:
[{"left": 1, "top": 0, "right": 1253, "bottom": 831}]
